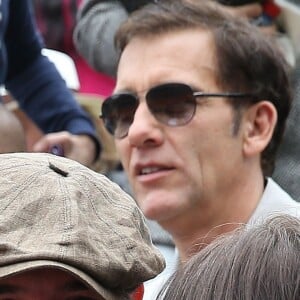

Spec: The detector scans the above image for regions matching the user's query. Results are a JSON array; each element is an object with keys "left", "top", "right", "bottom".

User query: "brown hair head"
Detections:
[
  {"left": 115, "top": 0, "right": 292, "bottom": 176},
  {"left": 159, "top": 214, "right": 300, "bottom": 300}
]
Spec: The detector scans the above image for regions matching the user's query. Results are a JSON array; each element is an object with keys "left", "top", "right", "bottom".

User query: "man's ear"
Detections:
[{"left": 242, "top": 101, "right": 277, "bottom": 157}]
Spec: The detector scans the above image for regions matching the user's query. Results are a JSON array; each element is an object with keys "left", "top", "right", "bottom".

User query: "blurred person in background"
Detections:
[
  {"left": 32, "top": 0, "right": 116, "bottom": 97},
  {"left": 73, "top": 0, "right": 286, "bottom": 78},
  {"left": 0, "top": 0, "right": 101, "bottom": 167}
]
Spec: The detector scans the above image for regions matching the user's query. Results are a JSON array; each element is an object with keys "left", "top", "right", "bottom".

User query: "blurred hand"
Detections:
[
  {"left": 187, "top": 0, "right": 262, "bottom": 17},
  {"left": 219, "top": 2, "right": 277, "bottom": 35},
  {"left": 33, "top": 131, "right": 97, "bottom": 167},
  {"left": 187, "top": 1, "right": 277, "bottom": 35},
  {"left": 220, "top": 2, "right": 263, "bottom": 19}
]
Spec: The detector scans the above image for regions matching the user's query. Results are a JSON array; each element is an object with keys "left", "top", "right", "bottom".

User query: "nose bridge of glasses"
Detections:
[
  {"left": 125, "top": 87, "right": 156, "bottom": 118},
  {"left": 132, "top": 98, "right": 155, "bottom": 124},
  {"left": 126, "top": 90, "right": 168, "bottom": 138}
]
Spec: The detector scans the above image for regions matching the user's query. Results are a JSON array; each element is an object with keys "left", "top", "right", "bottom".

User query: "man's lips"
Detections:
[
  {"left": 134, "top": 164, "right": 174, "bottom": 176},
  {"left": 140, "top": 166, "right": 163, "bottom": 175}
]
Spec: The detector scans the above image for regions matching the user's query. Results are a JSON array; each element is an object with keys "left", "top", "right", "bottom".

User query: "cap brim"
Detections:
[{"left": 0, "top": 260, "right": 120, "bottom": 300}]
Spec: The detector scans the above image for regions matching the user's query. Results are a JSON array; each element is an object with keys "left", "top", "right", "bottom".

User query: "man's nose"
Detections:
[{"left": 127, "top": 102, "right": 164, "bottom": 148}]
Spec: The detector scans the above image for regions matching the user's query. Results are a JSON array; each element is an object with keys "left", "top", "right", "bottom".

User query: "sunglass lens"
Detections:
[
  {"left": 102, "top": 94, "right": 138, "bottom": 138},
  {"left": 147, "top": 83, "right": 196, "bottom": 126}
]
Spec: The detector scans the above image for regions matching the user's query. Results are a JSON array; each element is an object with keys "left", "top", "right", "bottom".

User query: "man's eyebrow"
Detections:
[
  {"left": 0, "top": 284, "right": 24, "bottom": 294},
  {"left": 61, "top": 279, "right": 90, "bottom": 292},
  {"left": 114, "top": 88, "right": 137, "bottom": 95}
]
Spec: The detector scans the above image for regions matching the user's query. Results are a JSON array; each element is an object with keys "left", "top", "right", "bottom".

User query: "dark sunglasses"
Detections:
[{"left": 100, "top": 83, "right": 253, "bottom": 139}]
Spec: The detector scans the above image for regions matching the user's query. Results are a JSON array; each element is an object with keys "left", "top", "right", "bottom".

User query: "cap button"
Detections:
[{"left": 48, "top": 161, "right": 69, "bottom": 177}]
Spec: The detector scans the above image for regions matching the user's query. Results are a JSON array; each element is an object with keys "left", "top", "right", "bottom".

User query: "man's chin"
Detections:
[
  {"left": 139, "top": 200, "right": 176, "bottom": 223},
  {"left": 134, "top": 188, "right": 182, "bottom": 220}
]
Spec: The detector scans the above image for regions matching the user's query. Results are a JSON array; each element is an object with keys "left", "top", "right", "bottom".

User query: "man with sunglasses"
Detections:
[{"left": 100, "top": 0, "right": 300, "bottom": 298}]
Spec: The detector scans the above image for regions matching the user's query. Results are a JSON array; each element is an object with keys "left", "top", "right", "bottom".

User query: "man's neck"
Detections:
[{"left": 160, "top": 173, "right": 265, "bottom": 261}]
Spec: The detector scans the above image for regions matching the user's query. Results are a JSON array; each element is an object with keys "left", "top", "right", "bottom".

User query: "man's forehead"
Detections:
[
  {"left": 119, "top": 28, "right": 215, "bottom": 62},
  {"left": 116, "top": 28, "right": 218, "bottom": 92}
]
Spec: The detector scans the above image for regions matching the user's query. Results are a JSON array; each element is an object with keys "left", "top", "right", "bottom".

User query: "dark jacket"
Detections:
[
  {"left": 0, "top": 0, "right": 100, "bottom": 155},
  {"left": 272, "top": 66, "right": 300, "bottom": 201}
]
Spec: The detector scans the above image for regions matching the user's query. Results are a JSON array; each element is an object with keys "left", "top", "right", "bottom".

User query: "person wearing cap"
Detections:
[
  {"left": 99, "top": 0, "right": 300, "bottom": 298},
  {"left": 0, "top": 152, "right": 165, "bottom": 300},
  {"left": 0, "top": 0, "right": 100, "bottom": 167}
]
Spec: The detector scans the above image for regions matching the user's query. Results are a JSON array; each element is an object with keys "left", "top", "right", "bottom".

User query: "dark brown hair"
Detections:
[
  {"left": 158, "top": 214, "right": 300, "bottom": 300},
  {"left": 115, "top": 0, "right": 292, "bottom": 176}
]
